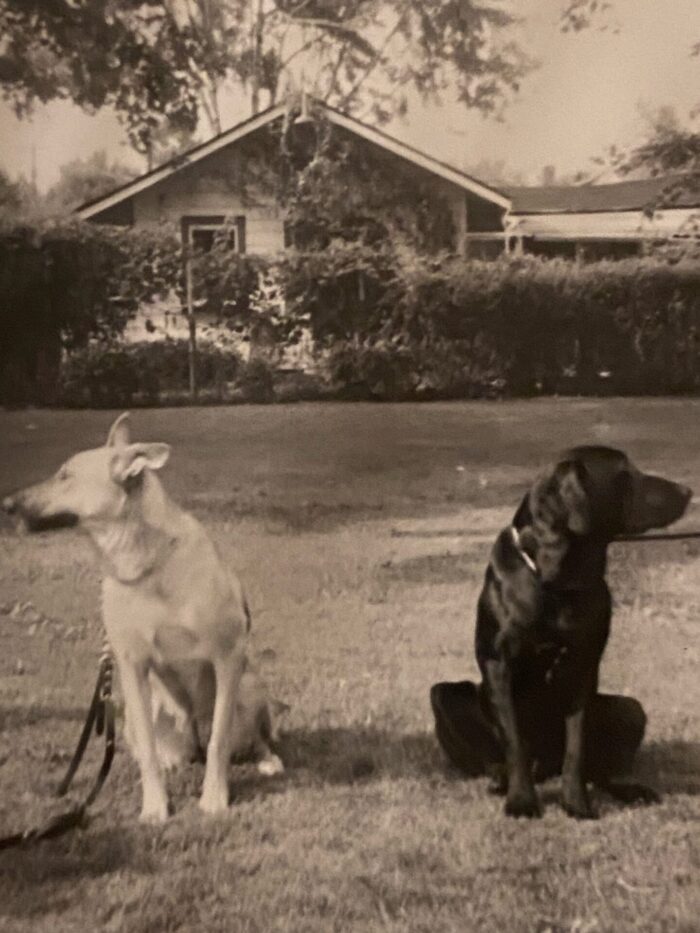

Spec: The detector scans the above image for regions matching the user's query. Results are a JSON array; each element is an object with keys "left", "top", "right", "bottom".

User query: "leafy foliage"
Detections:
[
  {"left": 0, "top": 0, "right": 200, "bottom": 153},
  {"left": 5, "top": 214, "right": 700, "bottom": 406},
  {"left": 280, "top": 122, "right": 458, "bottom": 253},
  {"left": 0, "top": 0, "right": 529, "bottom": 148},
  {"left": 0, "top": 168, "right": 23, "bottom": 216},
  {"left": 559, "top": 1, "right": 617, "bottom": 33},
  {"left": 0, "top": 219, "right": 182, "bottom": 403},
  {"left": 285, "top": 250, "right": 700, "bottom": 400},
  {"left": 43, "top": 151, "right": 137, "bottom": 214},
  {"left": 58, "top": 339, "right": 244, "bottom": 407}
]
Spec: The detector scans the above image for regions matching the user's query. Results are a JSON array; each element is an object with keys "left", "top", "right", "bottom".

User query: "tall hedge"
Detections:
[
  {"left": 279, "top": 247, "right": 700, "bottom": 398},
  {"left": 3, "top": 217, "right": 700, "bottom": 406},
  {"left": 0, "top": 220, "right": 181, "bottom": 405}
]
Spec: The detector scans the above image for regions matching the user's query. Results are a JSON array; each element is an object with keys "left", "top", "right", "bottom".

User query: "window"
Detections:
[
  {"left": 191, "top": 225, "right": 223, "bottom": 253},
  {"left": 180, "top": 215, "right": 246, "bottom": 253}
]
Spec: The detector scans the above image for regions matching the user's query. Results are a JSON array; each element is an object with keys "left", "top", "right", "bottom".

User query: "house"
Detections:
[
  {"left": 77, "top": 100, "right": 511, "bottom": 245},
  {"left": 77, "top": 98, "right": 512, "bottom": 341},
  {"left": 502, "top": 176, "right": 700, "bottom": 260},
  {"left": 77, "top": 99, "right": 699, "bottom": 339}
]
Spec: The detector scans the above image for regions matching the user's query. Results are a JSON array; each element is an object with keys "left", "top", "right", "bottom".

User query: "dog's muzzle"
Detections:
[
  {"left": 1, "top": 493, "right": 78, "bottom": 533},
  {"left": 625, "top": 474, "right": 692, "bottom": 534}
]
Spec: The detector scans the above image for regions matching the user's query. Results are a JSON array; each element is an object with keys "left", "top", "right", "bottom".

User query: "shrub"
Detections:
[
  {"left": 7, "top": 213, "right": 700, "bottom": 407},
  {"left": 304, "top": 252, "right": 700, "bottom": 399},
  {"left": 234, "top": 357, "right": 275, "bottom": 404},
  {"left": 58, "top": 340, "right": 242, "bottom": 408},
  {"left": 0, "top": 220, "right": 182, "bottom": 405}
]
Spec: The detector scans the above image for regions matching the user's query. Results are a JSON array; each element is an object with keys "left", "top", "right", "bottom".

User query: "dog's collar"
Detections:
[{"left": 510, "top": 525, "right": 538, "bottom": 575}]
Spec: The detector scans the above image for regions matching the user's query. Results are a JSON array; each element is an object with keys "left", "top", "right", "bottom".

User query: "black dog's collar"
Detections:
[{"left": 510, "top": 525, "right": 538, "bottom": 575}]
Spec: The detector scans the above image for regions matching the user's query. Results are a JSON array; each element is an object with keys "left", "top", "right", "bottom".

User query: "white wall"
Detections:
[
  {"left": 131, "top": 151, "right": 286, "bottom": 255},
  {"left": 506, "top": 207, "right": 700, "bottom": 240}
]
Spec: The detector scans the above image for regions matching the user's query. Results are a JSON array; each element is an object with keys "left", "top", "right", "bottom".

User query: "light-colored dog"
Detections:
[{"left": 3, "top": 413, "right": 283, "bottom": 822}]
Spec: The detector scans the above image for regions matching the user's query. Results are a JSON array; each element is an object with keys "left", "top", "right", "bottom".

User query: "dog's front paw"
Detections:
[
  {"left": 139, "top": 797, "right": 169, "bottom": 824},
  {"left": 258, "top": 754, "right": 284, "bottom": 777},
  {"left": 139, "top": 782, "right": 169, "bottom": 823},
  {"left": 199, "top": 782, "right": 230, "bottom": 815},
  {"left": 562, "top": 783, "right": 598, "bottom": 820},
  {"left": 487, "top": 765, "right": 508, "bottom": 796},
  {"left": 505, "top": 787, "right": 541, "bottom": 819}
]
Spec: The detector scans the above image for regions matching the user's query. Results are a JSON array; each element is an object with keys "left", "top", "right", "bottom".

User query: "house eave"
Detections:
[{"left": 76, "top": 102, "right": 289, "bottom": 220}]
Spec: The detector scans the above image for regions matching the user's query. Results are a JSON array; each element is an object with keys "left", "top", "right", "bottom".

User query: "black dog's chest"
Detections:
[
  {"left": 513, "top": 586, "right": 610, "bottom": 692},
  {"left": 510, "top": 592, "right": 592, "bottom": 682},
  {"left": 522, "top": 640, "right": 572, "bottom": 689},
  {"left": 537, "top": 585, "right": 607, "bottom": 646}
]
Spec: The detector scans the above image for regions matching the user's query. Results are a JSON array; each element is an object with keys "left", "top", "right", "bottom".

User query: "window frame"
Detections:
[{"left": 180, "top": 215, "right": 246, "bottom": 254}]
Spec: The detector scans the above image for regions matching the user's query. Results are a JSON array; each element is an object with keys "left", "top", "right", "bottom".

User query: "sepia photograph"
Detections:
[{"left": 0, "top": 1, "right": 698, "bottom": 930}]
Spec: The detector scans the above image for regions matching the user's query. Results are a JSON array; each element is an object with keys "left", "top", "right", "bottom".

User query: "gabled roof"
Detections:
[
  {"left": 506, "top": 175, "right": 700, "bottom": 214},
  {"left": 77, "top": 99, "right": 511, "bottom": 220}
]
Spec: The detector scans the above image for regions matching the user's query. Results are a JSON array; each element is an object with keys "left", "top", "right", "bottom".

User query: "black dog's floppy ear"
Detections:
[
  {"left": 531, "top": 458, "right": 591, "bottom": 536},
  {"left": 555, "top": 459, "right": 591, "bottom": 535}
]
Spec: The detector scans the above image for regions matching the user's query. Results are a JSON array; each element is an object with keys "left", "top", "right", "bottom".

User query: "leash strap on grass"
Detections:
[{"left": 0, "top": 655, "right": 116, "bottom": 852}]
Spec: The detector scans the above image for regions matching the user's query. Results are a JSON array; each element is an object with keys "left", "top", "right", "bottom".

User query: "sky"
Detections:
[{"left": 0, "top": 0, "right": 698, "bottom": 191}]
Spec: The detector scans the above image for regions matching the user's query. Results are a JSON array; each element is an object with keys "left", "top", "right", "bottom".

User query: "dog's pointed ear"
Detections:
[
  {"left": 554, "top": 459, "right": 591, "bottom": 535},
  {"left": 111, "top": 443, "right": 171, "bottom": 485},
  {"left": 107, "top": 412, "right": 131, "bottom": 448}
]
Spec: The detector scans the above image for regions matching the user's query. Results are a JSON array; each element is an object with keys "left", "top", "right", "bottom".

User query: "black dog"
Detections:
[{"left": 431, "top": 446, "right": 691, "bottom": 819}]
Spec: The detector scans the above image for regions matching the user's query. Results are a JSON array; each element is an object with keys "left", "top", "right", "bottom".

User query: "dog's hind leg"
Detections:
[
  {"left": 430, "top": 681, "right": 503, "bottom": 777},
  {"left": 150, "top": 667, "right": 203, "bottom": 769},
  {"left": 256, "top": 742, "right": 285, "bottom": 777},
  {"left": 586, "top": 694, "right": 659, "bottom": 804},
  {"left": 253, "top": 706, "right": 284, "bottom": 776}
]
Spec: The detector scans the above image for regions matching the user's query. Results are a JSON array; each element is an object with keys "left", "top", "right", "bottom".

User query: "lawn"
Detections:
[{"left": 0, "top": 399, "right": 698, "bottom": 933}]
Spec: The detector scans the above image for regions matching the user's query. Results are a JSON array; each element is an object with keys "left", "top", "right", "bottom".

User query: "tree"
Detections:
[
  {"left": 0, "top": 168, "right": 22, "bottom": 217},
  {"left": 43, "top": 151, "right": 137, "bottom": 214},
  {"left": 0, "top": 0, "right": 201, "bottom": 155},
  {"left": 144, "top": 119, "right": 200, "bottom": 170},
  {"left": 0, "top": 168, "right": 44, "bottom": 220},
  {"left": 624, "top": 106, "right": 700, "bottom": 184},
  {"left": 559, "top": 1, "right": 618, "bottom": 33},
  {"left": 0, "top": 0, "right": 530, "bottom": 148}
]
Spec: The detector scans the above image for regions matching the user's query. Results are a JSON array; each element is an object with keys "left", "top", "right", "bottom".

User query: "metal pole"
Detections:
[{"left": 185, "top": 254, "right": 198, "bottom": 401}]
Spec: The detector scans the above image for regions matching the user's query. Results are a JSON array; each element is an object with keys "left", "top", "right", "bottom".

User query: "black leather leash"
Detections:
[
  {"left": 393, "top": 527, "right": 700, "bottom": 543},
  {"left": 0, "top": 651, "right": 116, "bottom": 851},
  {"left": 614, "top": 530, "right": 700, "bottom": 543}
]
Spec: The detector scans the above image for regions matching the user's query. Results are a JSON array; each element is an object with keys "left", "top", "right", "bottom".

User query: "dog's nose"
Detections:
[{"left": 2, "top": 495, "right": 17, "bottom": 514}]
